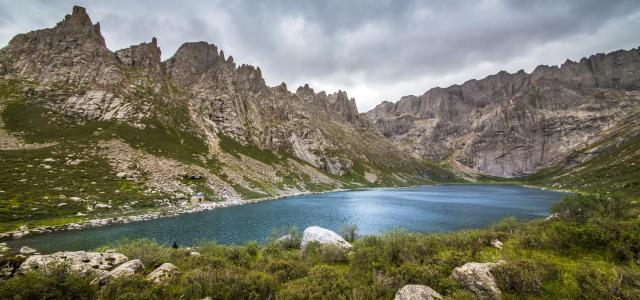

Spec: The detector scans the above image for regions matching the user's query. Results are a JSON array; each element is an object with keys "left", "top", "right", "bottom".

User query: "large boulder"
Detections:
[
  {"left": 452, "top": 261, "right": 505, "bottom": 300},
  {"left": 146, "top": 262, "right": 179, "bottom": 284},
  {"left": 18, "top": 251, "right": 129, "bottom": 276},
  {"left": 108, "top": 259, "right": 143, "bottom": 278},
  {"left": 300, "top": 226, "right": 352, "bottom": 250},
  {"left": 394, "top": 284, "right": 442, "bottom": 300}
]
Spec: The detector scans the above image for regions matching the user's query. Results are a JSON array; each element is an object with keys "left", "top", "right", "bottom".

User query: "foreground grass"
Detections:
[{"left": 1, "top": 194, "right": 639, "bottom": 299}]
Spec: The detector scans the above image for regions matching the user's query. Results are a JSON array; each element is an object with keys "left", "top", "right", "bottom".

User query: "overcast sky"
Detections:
[{"left": 1, "top": 0, "right": 639, "bottom": 111}]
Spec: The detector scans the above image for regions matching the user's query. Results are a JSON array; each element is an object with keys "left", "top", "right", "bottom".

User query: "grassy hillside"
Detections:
[
  {"left": 0, "top": 78, "right": 456, "bottom": 233},
  {"left": 2, "top": 194, "right": 639, "bottom": 299}
]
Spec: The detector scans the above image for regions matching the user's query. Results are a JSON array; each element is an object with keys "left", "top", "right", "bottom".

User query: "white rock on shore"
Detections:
[{"left": 300, "top": 226, "right": 353, "bottom": 250}]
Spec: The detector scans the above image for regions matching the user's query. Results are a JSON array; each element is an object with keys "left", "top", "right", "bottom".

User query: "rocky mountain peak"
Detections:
[
  {"left": 164, "top": 41, "right": 223, "bottom": 86},
  {"left": 0, "top": 6, "right": 119, "bottom": 85},
  {"left": 295, "top": 84, "right": 316, "bottom": 98},
  {"left": 55, "top": 5, "right": 106, "bottom": 47},
  {"left": 115, "top": 37, "right": 162, "bottom": 73}
]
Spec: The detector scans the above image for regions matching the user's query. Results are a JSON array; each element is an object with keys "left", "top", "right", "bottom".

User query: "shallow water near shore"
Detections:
[{"left": 7, "top": 184, "right": 566, "bottom": 252}]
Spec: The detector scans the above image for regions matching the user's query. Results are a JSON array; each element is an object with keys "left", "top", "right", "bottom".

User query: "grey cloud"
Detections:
[{"left": 1, "top": 0, "right": 639, "bottom": 111}]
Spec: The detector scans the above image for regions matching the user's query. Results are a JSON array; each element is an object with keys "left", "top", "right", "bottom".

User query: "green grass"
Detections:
[
  {"left": 2, "top": 194, "right": 639, "bottom": 299},
  {"left": 217, "top": 133, "right": 284, "bottom": 165}
]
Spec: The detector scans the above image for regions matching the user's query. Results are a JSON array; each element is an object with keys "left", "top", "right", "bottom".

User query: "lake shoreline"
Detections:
[
  {"left": 0, "top": 182, "right": 567, "bottom": 242},
  {"left": 0, "top": 187, "right": 351, "bottom": 241}
]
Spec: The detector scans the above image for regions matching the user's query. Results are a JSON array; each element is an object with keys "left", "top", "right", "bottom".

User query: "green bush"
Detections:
[
  {"left": 0, "top": 265, "right": 98, "bottom": 300},
  {"left": 276, "top": 265, "right": 351, "bottom": 299},
  {"left": 492, "top": 260, "right": 558, "bottom": 296},
  {"left": 575, "top": 264, "right": 640, "bottom": 300},
  {"left": 340, "top": 224, "right": 358, "bottom": 242}
]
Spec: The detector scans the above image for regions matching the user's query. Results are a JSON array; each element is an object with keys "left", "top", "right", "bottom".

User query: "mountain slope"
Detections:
[
  {"left": 365, "top": 47, "right": 640, "bottom": 179},
  {"left": 0, "top": 6, "right": 454, "bottom": 232}
]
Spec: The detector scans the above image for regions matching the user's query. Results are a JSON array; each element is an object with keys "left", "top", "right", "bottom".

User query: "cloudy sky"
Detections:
[{"left": 1, "top": 0, "right": 639, "bottom": 111}]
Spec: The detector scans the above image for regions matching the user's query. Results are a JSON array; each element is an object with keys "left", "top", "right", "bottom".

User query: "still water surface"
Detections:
[{"left": 8, "top": 185, "right": 566, "bottom": 252}]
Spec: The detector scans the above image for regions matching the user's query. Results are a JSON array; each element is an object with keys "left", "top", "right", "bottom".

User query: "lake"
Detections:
[{"left": 6, "top": 184, "right": 566, "bottom": 252}]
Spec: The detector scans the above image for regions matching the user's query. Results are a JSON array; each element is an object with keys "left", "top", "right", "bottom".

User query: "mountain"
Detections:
[
  {"left": 365, "top": 47, "right": 640, "bottom": 179},
  {"left": 0, "top": 6, "right": 453, "bottom": 232},
  {"left": 0, "top": 6, "right": 638, "bottom": 233}
]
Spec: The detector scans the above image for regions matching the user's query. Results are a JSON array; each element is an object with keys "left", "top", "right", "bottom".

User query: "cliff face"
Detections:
[
  {"left": 0, "top": 5, "right": 446, "bottom": 222},
  {"left": 365, "top": 48, "right": 640, "bottom": 177}
]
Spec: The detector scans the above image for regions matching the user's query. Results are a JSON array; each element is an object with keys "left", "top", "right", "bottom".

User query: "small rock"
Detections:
[
  {"left": 69, "top": 197, "right": 83, "bottom": 202},
  {"left": 147, "top": 263, "right": 179, "bottom": 284},
  {"left": 490, "top": 239, "right": 503, "bottom": 249},
  {"left": 57, "top": 203, "right": 68, "bottom": 207},
  {"left": 189, "top": 251, "right": 201, "bottom": 257},
  {"left": 94, "top": 203, "right": 112, "bottom": 209},
  {"left": 394, "top": 284, "right": 443, "bottom": 300},
  {"left": 116, "top": 172, "right": 130, "bottom": 179},
  {"left": 43, "top": 158, "right": 56, "bottom": 162}
]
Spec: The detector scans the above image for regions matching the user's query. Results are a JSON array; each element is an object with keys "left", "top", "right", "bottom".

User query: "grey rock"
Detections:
[
  {"left": 452, "top": 261, "right": 505, "bottom": 300},
  {"left": 394, "top": 284, "right": 443, "bottom": 300},
  {"left": 146, "top": 262, "right": 179, "bottom": 284},
  {"left": 108, "top": 259, "right": 143, "bottom": 278},
  {"left": 18, "top": 251, "right": 129, "bottom": 276}
]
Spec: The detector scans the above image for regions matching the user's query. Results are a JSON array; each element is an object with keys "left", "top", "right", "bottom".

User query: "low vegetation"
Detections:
[{"left": 2, "top": 193, "right": 639, "bottom": 299}]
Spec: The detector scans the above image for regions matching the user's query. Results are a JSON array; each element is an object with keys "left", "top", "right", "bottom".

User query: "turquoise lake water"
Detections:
[{"left": 7, "top": 184, "right": 566, "bottom": 252}]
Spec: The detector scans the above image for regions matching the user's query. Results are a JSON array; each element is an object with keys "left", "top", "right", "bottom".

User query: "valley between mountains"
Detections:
[{"left": 0, "top": 6, "right": 638, "bottom": 235}]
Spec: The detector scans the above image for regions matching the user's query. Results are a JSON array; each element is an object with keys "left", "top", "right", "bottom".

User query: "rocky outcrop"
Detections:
[
  {"left": 115, "top": 37, "right": 162, "bottom": 76},
  {"left": 0, "top": 6, "right": 121, "bottom": 86},
  {"left": 394, "top": 284, "right": 443, "bottom": 300},
  {"left": 366, "top": 48, "right": 640, "bottom": 178},
  {"left": 18, "top": 251, "right": 129, "bottom": 276},
  {"left": 146, "top": 262, "right": 179, "bottom": 284},
  {"left": 107, "top": 259, "right": 144, "bottom": 278},
  {"left": 452, "top": 261, "right": 505, "bottom": 300},
  {"left": 300, "top": 226, "right": 353, "bottom": 250}
]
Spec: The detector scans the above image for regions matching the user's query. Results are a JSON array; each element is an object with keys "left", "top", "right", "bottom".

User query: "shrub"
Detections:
[
  {"left": 0, "top": 265, "right": 97, "bottom": 300},
  {"left": 340, "top": 224, "right": 358, "bottom": 242},
  {"left": 575, "top": 264, "right": 640, "bottom": 300},
  {"left": 267, "top": 226, "right": 302, "bottom": 249},
  {"left": 277, "top": 265, "right": 351, "bottom": 299},
  {"left": 303, "top": 242, "right": 348, "bottom": 264},
  {"left": 492, "top": 260, "right": 558, "bottom": 296},
  {"left": 551, "top": 194, "right": 631, "bottom": 223}
]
